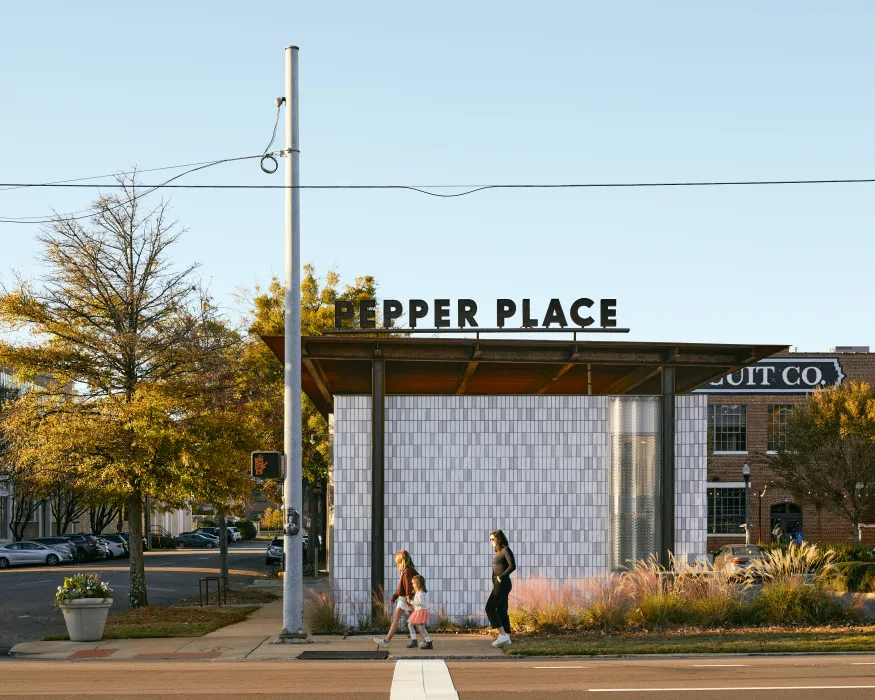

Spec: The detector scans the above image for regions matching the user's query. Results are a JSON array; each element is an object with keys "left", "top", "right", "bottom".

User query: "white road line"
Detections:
[
  {"left": 691, "top": 664, "right": 750, "bottom": 667},
  {"left": 852, "top": 663, "right": 875, "bottom": 665},
  {"left": 29, "top": 580, "right": 50, "bottom": 584},
  {"left": 590, "top": 686, "right": 875, "bottom": 693},
  {"left": 391, "top": 660, "right": 459, "bottom": 700},
  {"left": 535, "top": 666, "right": 592, "bottom": 669}
]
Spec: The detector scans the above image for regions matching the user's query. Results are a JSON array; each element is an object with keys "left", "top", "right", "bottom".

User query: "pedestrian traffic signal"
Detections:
[{"left": 251, "top": 451, "right": 283, "bottom": 479}]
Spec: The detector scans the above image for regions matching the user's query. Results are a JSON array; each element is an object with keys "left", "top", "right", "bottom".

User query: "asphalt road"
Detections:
[
  {"left": 3, "top": 656, "right": 875, "bottom": 698},
  {"left": 0, "top": 540, "right": 269, "bottom": 649}
]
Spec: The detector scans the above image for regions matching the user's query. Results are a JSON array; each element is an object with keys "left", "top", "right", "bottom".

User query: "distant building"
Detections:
[
  {"left": 0, "top": 368, "right": 192, "bottom": 542},
  {"left": 697, "top": 347, "right": 875, "bottom": 550}
]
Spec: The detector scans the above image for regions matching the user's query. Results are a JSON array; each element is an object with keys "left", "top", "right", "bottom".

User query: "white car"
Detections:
[
  {"left": 97, "top": 537, "right": 126, "bottom": 559},
  {"left": 0, "top": 541, "right": 75, "bottom": 568},
  {"left": 227, "top": 527, "right": 242, "bottom": 542}
]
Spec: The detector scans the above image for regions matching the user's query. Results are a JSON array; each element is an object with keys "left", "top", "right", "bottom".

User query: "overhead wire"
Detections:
[{"left": 0, "top": 154, "right": 266, "bottom": 225}]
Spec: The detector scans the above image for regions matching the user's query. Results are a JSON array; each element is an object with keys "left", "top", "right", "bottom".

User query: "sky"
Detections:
[{"left": 1, "top": 2, "right": 873, "bottom": 350}]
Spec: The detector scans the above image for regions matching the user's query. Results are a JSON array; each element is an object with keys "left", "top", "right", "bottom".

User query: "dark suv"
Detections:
[{"left": 61, "top": 534, "right": 106, "bottom": 561}]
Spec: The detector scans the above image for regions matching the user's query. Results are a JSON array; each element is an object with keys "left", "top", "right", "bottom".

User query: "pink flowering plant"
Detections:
[{"left": 54, "top": 573, "right": 113, "bottom": 607}]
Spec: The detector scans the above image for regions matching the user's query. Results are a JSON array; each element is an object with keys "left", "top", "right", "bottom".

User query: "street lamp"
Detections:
[{"left": 742, "top": 464, "right": 751, "bottom": 544}]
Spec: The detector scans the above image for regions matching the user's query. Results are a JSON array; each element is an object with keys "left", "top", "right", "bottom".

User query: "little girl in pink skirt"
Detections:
[{"left": 407, "top": 575, "right": 433, "bottom": 650}]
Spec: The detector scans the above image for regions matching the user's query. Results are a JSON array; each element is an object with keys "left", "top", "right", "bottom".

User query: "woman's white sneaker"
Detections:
[
  {"left": 491, "top": 634, "right": 511, "bottom": 647},
  {"left": 374, "top": 637, "right": 389, "bottom": 648}
]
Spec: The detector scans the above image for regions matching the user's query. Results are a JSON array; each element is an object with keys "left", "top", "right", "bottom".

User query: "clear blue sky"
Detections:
[{"left": 1, "top": 2, "right": 873, "bottom": 349}]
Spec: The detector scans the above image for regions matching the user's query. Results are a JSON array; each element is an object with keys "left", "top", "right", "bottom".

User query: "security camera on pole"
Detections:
[{"left": 278, "top": 44, "right": 307, "bottom": 643}]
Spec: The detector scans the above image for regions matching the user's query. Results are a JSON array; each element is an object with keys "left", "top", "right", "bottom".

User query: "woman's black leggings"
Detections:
[{"left": 485, "top": 577, "right": 512, "bottom": 633}]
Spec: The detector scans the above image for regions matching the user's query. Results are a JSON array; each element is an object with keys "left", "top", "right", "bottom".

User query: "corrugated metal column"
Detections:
[
  {"left": 371, "top": 359, "right": 385, "bottom": 615},
  {"left": 660, "top": 366, "right": 676, "bottom": 568}
]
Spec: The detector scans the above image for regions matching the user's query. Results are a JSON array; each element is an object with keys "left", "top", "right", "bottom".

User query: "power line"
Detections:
[
  {"left": 0, "top": 154, "right": 265, "bottom": 224},
  {"left": 0, "top": 156, "right": 263, "bottom": 193},
  {"left": 2, "top": 173, "right": 874, "bottom": 224}
]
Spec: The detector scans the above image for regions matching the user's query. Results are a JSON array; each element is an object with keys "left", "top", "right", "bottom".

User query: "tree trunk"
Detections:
[
  {"left": 853, "top": 518, "right": 861, "bottom": 543},
  {"left": 9, "top": 496, "right": 40, "bottom": 541},
  {"left": 217, "top": 506, "right": 229, "bottom": 590},
  {"left": 127, "top": 491, "right": 148, "bottom": 608}
]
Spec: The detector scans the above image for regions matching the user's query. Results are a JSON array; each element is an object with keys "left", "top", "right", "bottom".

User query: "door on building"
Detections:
[{"left": 771, "top": 502, "right": 803, "bottom": 544}]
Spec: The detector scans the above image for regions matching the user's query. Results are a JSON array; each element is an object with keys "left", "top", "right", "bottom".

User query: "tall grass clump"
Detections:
[
  {"left": 309, "top": 592, "right": 345, "bottom": 634},
  {"left": 745, "top": 542, "right": 856, "bottom": 624},
  {"left": 508, "top": 577, "right": 583, "bottom": 633}
]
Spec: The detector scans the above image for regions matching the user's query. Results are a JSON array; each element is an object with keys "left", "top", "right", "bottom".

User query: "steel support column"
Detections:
[
  {"left": 660, "top": 366, "right": 676, "bottom": 568},
  {"left": 370, "top": 359, "right": 385, "bottom": 615}
]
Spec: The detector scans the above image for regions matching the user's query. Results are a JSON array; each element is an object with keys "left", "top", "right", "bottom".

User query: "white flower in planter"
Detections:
[{"left": 56, "top": 573, "right": 114, "bottom": 642}]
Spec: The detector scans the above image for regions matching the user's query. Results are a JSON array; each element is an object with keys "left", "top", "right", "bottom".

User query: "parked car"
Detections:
[
  {"left": 100, "top": 534, "right": 130, "bottom": 558},
  {"left": 114, "top": 532, "right": 148, "bottom": 549},
  {"left": 265, "top": 537, "right": 283, "bottom": 565},
  {"left": 0, "top": 541, "right": 74, "bottom": 568},
  {"left": 61, "top": 534, "right": 106, "bottom": 561},
  {"left": 195, "top": 527, "right": 231, "bottom": 544},
  {"left": 714, "top": 544, "right": 764, "bottom": 578},
  {"left": 177, "top": 532, "right": 218, "bottom": 549},
  {"left": 267, "top": 538, "right": 313, "bottom": 576},
  {"left": 227, "top": 527, "right": 242, "bottom": 542},
  {"left": 32, "top": 537, "right": 79, "bottom": 561},
  {"left": 97, "top": 536, "right": 126, "bottom": 559}
]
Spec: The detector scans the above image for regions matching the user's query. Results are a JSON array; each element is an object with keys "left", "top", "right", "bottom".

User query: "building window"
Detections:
[
  {"left": 768, "top": 404, "right": 793, "bottom": 452},
  {"left": 708, "top": 404, "right": 747, "bottom": 452},
  {"left": 707, "top": 486, "right": 747, "bottom": 534}
]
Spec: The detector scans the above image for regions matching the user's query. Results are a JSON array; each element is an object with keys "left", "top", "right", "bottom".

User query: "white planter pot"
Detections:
[{"left": 59, "top": 598, "right": 113, "bottom": 641}]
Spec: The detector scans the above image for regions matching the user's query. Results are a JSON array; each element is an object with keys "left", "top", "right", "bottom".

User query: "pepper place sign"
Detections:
[
  {"left": 334, "top": 298, "right": 622, "bottom": 330},
  {"left": 695, "top": 358, "right": 845, "bottom": 394}
]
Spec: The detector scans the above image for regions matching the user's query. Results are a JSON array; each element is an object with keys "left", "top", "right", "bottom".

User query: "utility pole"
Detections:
[{"left": 280, "top": 44, "right": 306, "bottom": 642}]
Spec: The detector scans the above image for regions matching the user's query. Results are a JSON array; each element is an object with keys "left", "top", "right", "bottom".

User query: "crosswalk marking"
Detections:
[{"left": 390, "top": 659, "right": 459, "bottom": 700}]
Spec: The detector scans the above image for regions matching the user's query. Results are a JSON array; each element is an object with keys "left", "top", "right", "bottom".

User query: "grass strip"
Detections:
[
  {"left": 506, "top": 626, "right": 875, "bottom": 656},
  {"left": 44, "top": 605, "right": 258, "bottom": 641}
]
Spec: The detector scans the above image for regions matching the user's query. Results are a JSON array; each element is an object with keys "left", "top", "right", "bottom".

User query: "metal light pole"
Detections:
[
  {"left": 742, "top": 464, "right": 751, "bottom": 545},
  {"left": 280, "top": 44, "right": 306, "bottom": 642}
]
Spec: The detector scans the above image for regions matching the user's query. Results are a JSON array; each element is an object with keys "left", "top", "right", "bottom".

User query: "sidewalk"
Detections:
[{"left": 9, "top": 596, "right": 506, "bottom": 662}]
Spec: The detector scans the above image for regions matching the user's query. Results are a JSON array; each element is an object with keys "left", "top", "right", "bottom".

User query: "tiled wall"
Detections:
[
  {"left": 675, "top": 394, "right": 708, "bottom": 563},
  {"left": 331, "top": 394, "right": 708, "bottom": 625},
  {"left": 331, "top": 396, "right": 372, "bottom": 625}
]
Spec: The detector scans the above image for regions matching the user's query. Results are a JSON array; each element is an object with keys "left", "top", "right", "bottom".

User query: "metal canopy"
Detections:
[{"left": 260, "top": 335, "right": 787, "bottom": 416}]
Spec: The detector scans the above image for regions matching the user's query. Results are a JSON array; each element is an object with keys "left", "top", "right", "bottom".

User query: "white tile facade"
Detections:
[
  {"left": 331, "top": 393, "right": 707, "bottom": 625},
  {"left": 674, "top": 394, "right": 708, "bottom": 564},
  {"left": 331, "top": 396, "right": 372, "bottom": 626}
]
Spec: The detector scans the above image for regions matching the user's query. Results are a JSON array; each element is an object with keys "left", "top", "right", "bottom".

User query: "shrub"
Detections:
[
  {"left": 235, "top": 519, "right": 257, "bottom": 540},
  {"left": 309, "top": 592, "right": 345, "bottom": 634},
  {"left": 752, "top": 580, "right": 850, "bottom": 625},
  {"left": 630, "top": 592, "right": 690, "bottom": 628},
  {"left": 688, "top": 595, "right": 751, "bottom": 627},
  {"left": 200, "top": 520, "right": 216, "bottom": 528},
  {"left": 762, "top": 541, "right": 873, "bottom": 563},
  {"left": 832, "top": 562, "right": 875, "bottom": 592}
]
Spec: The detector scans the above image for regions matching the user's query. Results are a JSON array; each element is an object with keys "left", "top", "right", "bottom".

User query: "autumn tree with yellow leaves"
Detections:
[{"left": 0, "top": 180, "right": 251, "bottom": 606}]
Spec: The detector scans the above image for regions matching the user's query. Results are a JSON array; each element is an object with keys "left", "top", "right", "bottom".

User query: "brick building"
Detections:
[{"left": 698, "top": 347, "right": 875, "bottom": 552}]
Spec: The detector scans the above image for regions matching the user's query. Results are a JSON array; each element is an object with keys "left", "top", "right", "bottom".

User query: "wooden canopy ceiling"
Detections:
[{"left": 260, "top": 335, "right": 787, "bottom": 417}]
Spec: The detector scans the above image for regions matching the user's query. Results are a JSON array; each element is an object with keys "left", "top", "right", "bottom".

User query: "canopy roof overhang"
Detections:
[{"left": 261, "top": 335, "right": 787, "bottom": 417}]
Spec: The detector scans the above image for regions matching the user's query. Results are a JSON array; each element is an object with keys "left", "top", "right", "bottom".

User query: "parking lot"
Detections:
[{"left": 0, "top": 540, "right": 268, "bottom": 649}]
